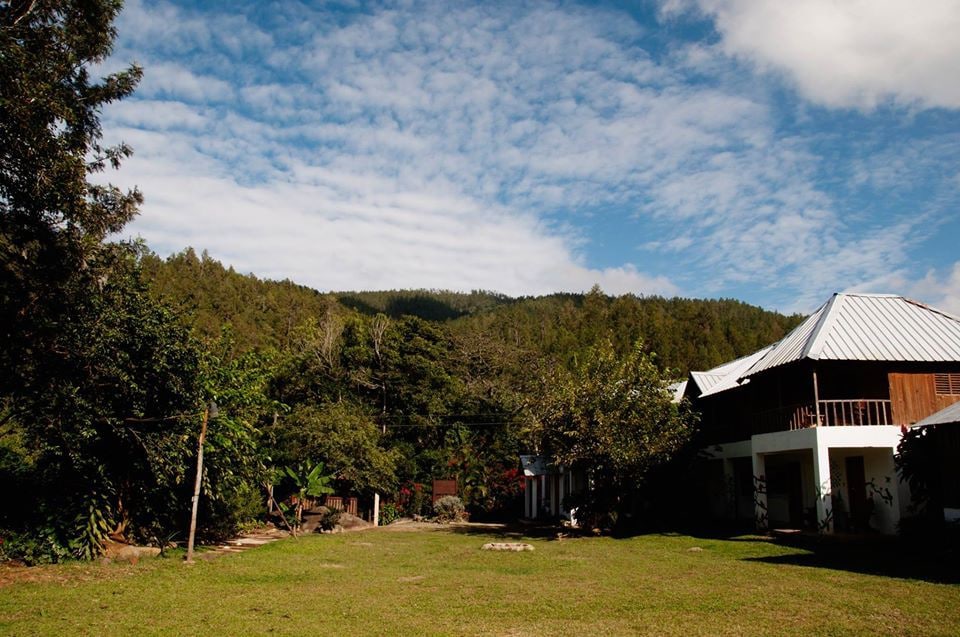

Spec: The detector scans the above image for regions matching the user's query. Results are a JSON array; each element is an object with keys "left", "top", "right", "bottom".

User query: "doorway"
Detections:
[{"left": 845, "top": 456, "right": 868, "bottom": 532}]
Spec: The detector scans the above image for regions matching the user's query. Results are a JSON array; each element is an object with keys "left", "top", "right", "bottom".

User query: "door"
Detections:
[{"left": 845, "top": 456, "right": 867, "bottom": 532}]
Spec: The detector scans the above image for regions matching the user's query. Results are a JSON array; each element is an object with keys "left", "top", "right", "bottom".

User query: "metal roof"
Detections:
[
  {"left": 741, "top": 293, "right": 960, "bottom": 378},
  {"left": 520, "top": 455, "right": 551, "bottom": 477},
  {"left": 667, "top": 380, "right": 688, "bottom": 403},
  {"left": 690, "top": 372, "right": 724, "bottom": 394},
  {"left": 695, "top": 346, "right": 772, "bottom": 398},
  {"left": 913, "top": 401, "right": 960, "bottom": 427}
]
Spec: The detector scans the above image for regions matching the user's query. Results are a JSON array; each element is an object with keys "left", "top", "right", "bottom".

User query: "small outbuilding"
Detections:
[{"left": 520, "top": 454, "right": 584, "bottom": 523}]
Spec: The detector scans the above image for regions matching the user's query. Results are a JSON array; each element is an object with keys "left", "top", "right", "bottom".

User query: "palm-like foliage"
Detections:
[{"left": 284, "top": 461, "right": 335, "bottom": 530}]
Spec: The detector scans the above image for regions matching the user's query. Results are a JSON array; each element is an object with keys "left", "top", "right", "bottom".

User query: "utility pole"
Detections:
[{"left": 186, "top": 401, "right": 217, "bottom": 563}]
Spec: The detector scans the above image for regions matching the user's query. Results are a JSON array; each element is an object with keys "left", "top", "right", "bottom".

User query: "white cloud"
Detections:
[
  {"left": 667, "top": 0, "right": 960, "bottom": 110},
  {"left": 110, "top": 146, "right": 676, "bottom": 297},
  {"left": 137, "top": 63, "right": 235, "bottom": 103},
  {"left": 908, "top": 264, "right": 960, "bottom": 316}
]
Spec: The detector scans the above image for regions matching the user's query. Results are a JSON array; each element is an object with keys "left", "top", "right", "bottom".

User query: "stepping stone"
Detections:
[{"left": 481, "top": 543, "right": 534, "bottom": 552}]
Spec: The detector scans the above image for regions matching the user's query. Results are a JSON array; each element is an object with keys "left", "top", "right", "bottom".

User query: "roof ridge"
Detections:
[
  {"left": 837, "top": 292, "right": 901, "bottom": 298},
  {"left": 692, "top": 344, "right": 775, "bottom": 376},
  {"left": 902, "top": 297, "right": 960, "bottom": 324},
  {"left": 801, "top": 293, "right": 840, "bottom": 360}
]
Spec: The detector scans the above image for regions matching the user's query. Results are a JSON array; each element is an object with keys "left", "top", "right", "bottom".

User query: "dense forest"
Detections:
[
  {"left": 0, "top": 0, "right": 804, "bottom": 562},
  {"left": 143, "top": 248, "right": 801, "bottom": 376}
]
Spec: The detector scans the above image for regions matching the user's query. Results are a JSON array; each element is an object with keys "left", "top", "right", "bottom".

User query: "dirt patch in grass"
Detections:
[
  {"left": 0, "top": 559, "right": 160, "bottom": 589},
  {"left": 0, "top": 563, "right": 68, "bottom": 588}
]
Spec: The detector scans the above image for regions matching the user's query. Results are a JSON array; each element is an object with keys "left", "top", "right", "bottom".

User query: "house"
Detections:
[
  {"left": 911, "top": 400, "right": 960, "bottom": 523},
  {"left": 686, "top": 293, "right": 960, "bottom": 534},
  {"left": 520, "top": 454, "right": 585, "bottom": 522}
]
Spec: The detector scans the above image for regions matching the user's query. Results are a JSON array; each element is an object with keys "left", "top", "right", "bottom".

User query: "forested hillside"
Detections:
[{"left": 143, "top": 249, "right": 802, "bottom": 375}]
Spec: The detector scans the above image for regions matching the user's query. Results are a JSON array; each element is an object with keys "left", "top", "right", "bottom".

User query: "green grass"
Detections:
[{"left": 1, "top": 527, "right": 958, "bottom": 636}]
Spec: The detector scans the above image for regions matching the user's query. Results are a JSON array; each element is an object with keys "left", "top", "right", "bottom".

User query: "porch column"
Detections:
[
  {"left": 531, "top": 478, "right": 538, "bottom": 519},
  {"left": 813, "top": 442, "right": 833, "bottom": 533},
  {"left": 752, "top": 453, "right": 768, "bottom": 531},
  {"left": 722, "top": 459, "right": 736, "bottom": 520},
  {"left": 558, "top": 470, "right": 566, "bottom": 516},
  {"left": 524, "top": 479, "right": 530, "bottom": 518}
]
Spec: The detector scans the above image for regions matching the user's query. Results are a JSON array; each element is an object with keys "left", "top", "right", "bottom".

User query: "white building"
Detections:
[{"left": 686, "top": 293, "right": 960, "bottom": 534}]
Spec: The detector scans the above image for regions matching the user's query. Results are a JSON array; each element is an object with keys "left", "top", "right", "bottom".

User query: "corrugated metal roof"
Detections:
[
  {"left": 741, "top": 293, "right": 960, "bottom": 378},
  {"left": 913, "top": 401, "right": 960, "bottom": 427},
  {"left": 668, "top": 380, "right": 688, "bottom": 403},
  {"left": 690, "top": 372, "right": 724, "bottom": 393},
  {"left": 696, "top": 346, "right": 772, "bottom": 398},
  {"left": 520, "top": 455, "right": 551, "bottom": 476}
]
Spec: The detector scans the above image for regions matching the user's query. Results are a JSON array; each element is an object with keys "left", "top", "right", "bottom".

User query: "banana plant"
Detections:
[{"left": 284, "top": 461, "right": 335, "bottom": 532}]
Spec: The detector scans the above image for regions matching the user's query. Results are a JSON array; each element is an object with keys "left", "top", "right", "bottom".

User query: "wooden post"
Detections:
[
  {"left": 373, "top": 492, "right": 380, "bottom": 526},
  {"left": 185, "top": 405, "right": 211, "bottom": 563},
  {"left": 812, "top": 369, "right": 821, "bottom": 427}
]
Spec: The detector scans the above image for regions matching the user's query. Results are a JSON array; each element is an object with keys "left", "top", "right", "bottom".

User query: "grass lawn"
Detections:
[{"left": 1, "top": 525, "right": 958, "bottom": 636}]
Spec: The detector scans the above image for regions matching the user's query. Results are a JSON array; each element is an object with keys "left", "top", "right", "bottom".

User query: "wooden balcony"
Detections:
[
  {"left": 753, "top": 399, "right": 894, "bottom": 433},
  {"left": 788, "top": 399, "right": 893, "bottom": 430}
]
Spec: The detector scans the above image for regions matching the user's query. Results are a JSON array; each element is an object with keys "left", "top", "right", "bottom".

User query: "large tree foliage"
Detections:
[
  {"left": 530, "top": 340, "right": 697, "bottom": 530},
  {"left": 266, "top": 402, "right": 398, "bottom": 496},
  {"left": 0, "top": 0, "right": 142, "bottom": 352},
  {"left": 1, "top": 0, "right": 144, "bottom": 421},
  {"left": 0, "top": 246, "right": 206, "bottom": 554}
]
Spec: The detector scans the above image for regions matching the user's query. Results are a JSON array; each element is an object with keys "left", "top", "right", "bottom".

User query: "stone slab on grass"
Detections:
[{"left": 481, "top": 542, "right": 533, "bottom": 552}]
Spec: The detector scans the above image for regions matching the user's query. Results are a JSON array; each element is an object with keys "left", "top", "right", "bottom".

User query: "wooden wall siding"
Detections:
[{"left": 889, "top": 373, "right": 960, "bottom": 425}]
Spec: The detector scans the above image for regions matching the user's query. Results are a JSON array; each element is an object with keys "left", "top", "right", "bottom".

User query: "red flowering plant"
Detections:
[{"left": 395, "top": 482, "right": 428, "bottom": 517}]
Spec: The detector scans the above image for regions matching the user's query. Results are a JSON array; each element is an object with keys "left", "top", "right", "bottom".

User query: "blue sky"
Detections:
[{"left": 99, "top": 0, "right": 960, "bottom": 313}]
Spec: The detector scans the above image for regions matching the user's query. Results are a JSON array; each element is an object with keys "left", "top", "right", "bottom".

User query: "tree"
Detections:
[
  {"left": 0, "top": 2, "right": 231, "bottom": 557},
  {"left": 1, "top": 0, "right": 147, "bottom": 458},
  {"left": 266, "top": 402, "right": 397, "bottom": 496},
  {"left": 1, "top": 0, "right": 143, "bottom": 371},
  {"left": 529, "top": 340, "right": 696, "bottom": 530},
  {"left": 2, "top": 245, "right": 206, "bottom": 555}
]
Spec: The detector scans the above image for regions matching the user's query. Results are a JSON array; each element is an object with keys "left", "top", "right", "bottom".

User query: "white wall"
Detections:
[{"left": 827, "top": 448, "right": 900, "bottom": 534}]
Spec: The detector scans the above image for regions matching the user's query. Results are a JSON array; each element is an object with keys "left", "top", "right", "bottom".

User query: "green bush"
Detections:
[
  {"left": 379, "top": 502, "right": 401, "bottom": 525},
  {"left": 433, "top": 496, "right": 466, "bottom": 523},
  {"left": 0, "top": 529, "right": 72, "bottom": 566},
  {"left": 316, "top": 507, "right": 343, "bottom": 532}
]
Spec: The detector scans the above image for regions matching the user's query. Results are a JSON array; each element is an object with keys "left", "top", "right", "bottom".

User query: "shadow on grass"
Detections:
[
  {"left": 742, "top": 533, "right": 960, "bottom": 585},
  {"left": 443, "top": 519, "right": 960, "bottom": 583},
  {"left": 444, "top": 522, "right": 578, "bottom": 541}
]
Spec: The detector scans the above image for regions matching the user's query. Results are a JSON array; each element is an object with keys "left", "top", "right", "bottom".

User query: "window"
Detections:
[{"left": 935, "top": 373, "right": 960, "bottom": 395}]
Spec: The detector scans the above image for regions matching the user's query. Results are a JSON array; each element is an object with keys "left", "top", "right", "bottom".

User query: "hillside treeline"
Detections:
[{"left": 144, "top": 248, "right": 802, "bottom": 376}]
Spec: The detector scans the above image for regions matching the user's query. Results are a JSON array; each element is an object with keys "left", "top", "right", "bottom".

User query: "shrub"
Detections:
[
  {"left": 379, "top": 502, "right": 401, "bottom": 526},
  {"left": 433, "top": 496, "right": 466, "bottom": 523},
  {"left": 316, "top": 507, "right": 343, "bottom": 532},
  {"left": 0, "top": 529, "right": 72, "bottom": 566}
]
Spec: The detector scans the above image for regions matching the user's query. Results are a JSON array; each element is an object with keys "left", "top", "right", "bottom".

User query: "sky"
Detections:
[{"left": 99, "top": 0, "right": 960, "bottom": 314}]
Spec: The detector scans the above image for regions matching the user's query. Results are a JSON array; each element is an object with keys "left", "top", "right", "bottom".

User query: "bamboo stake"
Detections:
[{"left": 185, "top": 403, "right": 215, "bottom": 563}]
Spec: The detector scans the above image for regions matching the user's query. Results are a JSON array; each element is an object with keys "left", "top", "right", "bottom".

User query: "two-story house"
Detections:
[{"left": 685, "top": 293, "right": 960, "bottom": 534}]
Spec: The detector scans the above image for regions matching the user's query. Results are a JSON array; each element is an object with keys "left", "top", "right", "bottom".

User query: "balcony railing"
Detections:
[
  {"left": 751, "top": 399, "right": 894, "bottom": 433},
  {"left": 788, "top": 399, "right": 893, "bottom": 430}
]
